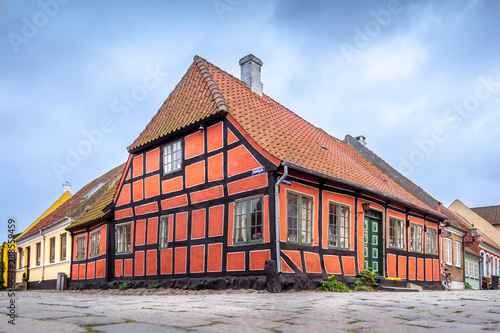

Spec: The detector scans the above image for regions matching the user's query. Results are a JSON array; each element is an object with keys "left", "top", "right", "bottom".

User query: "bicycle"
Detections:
[{"left": 441, "top": 268, "right": 451, "bottom": 289}]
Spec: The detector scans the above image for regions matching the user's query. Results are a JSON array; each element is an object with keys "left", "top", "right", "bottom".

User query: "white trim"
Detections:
[
  {"left": 455, "top": 241, "right": 462, "bottom": 268},
  {"left": 16, "top": 218, "right": 71, "bottom": 246},
  {"left": 479, "top": 242, "right": 500, "bottom": 257},
  {"left": 443, "top": 226, "right": 466, "bottom": 237}
]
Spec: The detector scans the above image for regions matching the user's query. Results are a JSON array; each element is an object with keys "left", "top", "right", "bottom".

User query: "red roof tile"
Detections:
[
  {"left": 129, "top": 56, "right": 437, "bottom": 215},
  {"left": 18, "top": 164, "right": 125, "bottom": 240}
]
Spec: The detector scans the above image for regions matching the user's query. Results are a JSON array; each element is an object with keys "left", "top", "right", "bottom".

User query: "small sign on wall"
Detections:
[
  {"left": 252, "top": 166, "right": 265, "bottom": 175},
  {"left": 281, "top": 179, "right": 292, "bottom": 186},
  {"left": 441, "top": 231, "right": 452, "bottom": 238}
]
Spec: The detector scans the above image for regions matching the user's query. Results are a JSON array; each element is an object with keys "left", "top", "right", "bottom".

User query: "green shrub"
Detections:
[
  {"left": 118, "top": 282, "right": 131, "bottom": 291},
  {"left": 319, "top": 275, "right": 349, "bottom": 292},
  {"left": 148, "top": 283, "right": 159, "bottom": 289},
  {"left": 180, "top": 285, "right": 188, "bottom": 290},
  {"left": 351, "top": 268, "right": 378, "bottom": 291},
  {"left": 351, "top": 279, "right": 369, "bottom": 291},
  {"left": 359, "top": 268, "right": 378, "bottom": 287},
  {"left": 465, "top": 282, "right": 473, "bottom": 290}
]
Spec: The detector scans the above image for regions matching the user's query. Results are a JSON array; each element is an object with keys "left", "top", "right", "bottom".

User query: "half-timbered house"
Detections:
[{"left": 78, "top": 55, "right": 445, "bottom": 290}]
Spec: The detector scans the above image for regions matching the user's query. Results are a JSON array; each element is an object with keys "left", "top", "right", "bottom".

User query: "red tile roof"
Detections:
[
  {"left": 18, "top": 164, "right": 125, "bottom": 240},
  {"left": 471, "top": 205, "right": 500, "bottom": 225},
  {"left": 129, "top": 56, "right": 438, "bottom": 215}
]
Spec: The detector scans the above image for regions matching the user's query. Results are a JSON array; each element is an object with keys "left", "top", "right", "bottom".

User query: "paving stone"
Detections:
[
  {"left": 0, "top": 317, "right": 87, "bottom": 333},
  {"left": 58, "top": 316, "right": 126, "bottom": 326},
  {"left": 91, "top": 322, "right": 186, "bottom": 333},
  {"left": 194, "top": 323, "right": 271, "bottom": 333},
  {"left": 4, "top": 289, "right": 500, "bottom": 332}
]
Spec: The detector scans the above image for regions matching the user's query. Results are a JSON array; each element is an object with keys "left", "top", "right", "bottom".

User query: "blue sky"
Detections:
[{"left": 1, "top": 0, "right": 500, "bottom": 242}]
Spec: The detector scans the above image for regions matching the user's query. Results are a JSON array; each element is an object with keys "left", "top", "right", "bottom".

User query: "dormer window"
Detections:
[
  {"left": 163, "top": 140, "right": 182, "bottom": 175},
  {"left": 82, "top": 183, "right": 103, "bottom": 200}
]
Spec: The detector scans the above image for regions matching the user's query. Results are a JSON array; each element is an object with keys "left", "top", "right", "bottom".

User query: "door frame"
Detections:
[{"left": 363, "top": 209, "right": 384, "bottom": 276}]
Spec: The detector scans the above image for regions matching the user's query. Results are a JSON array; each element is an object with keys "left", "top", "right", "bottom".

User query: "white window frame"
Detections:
[
  {"left": 76, "top": 236, "right": 86, "bottom": 260},
  {"left": 49, "top": 237, "right": 56, "bottom": 263},
  {"left": 410, "top": 223, "right": 423, "bottom": 253},
  {"left": 474, "top": 262, "right": 479, "bottom": 279},
  {"left": 328, "top": 202, "right": 350, "bottom": 249},
  {"left": 60, "top": 233, "right": 67, "bottom": 261},
  {"left": 89, "top": 230, "right": 101, "bottom": 258},
  {"left": 464, "top": 259, "right": 469, "bottom": 277},
  {"left": 163, "top": 140, "right": 182, "bottom": 175},
  {"left": 234, "top": 195, "right": 265, "bottom": 244},
  {"left": 36, "top": 242, "right": 41, "bottom": 266},
  {"left": 445, "top": 238, "right": 453, "bottom": 266},
  {"left": 286, "top": 191, "right": 313, "bottom": 245},
  {"left": 455, "top": 241, "right": 461, "bottom": 268},
  {"left": 389, "top": 217, "right": 405, "bottom": 249},
  {"left": 159, "top": 215, "right": 169, "bottom": 249},
  {"left": 116, "top": 222, "right": 132, "bottom": 254},
  {"left": 426, "top": 227, "right": 437, "bottom": 255}
]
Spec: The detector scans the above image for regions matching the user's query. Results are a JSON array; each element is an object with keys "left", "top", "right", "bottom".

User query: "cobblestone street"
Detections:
[{"left": 1, "top": 290, "right": 499, "bottom": 332}]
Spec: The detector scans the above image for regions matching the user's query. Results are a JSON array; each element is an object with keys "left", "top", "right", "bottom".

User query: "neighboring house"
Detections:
[
  {"left": 67, "top": 164, "right": 124, "bottom": 286},
  {"left": 15, "top": 165, "right": 123, "bottom": 289},
  {"left": 464, "top": 250, "right": 481, "bottom": 289},
  {"left": 14, "top": 185, "right": 72, "bottom": 288},
  {"left": 471, "top": 205, "right": 500, "bottom": 234},
  {"left": 346, "top": 135, "right": 476, "bottom": 290},
  {"left": 450, "top": 200, "right": 500, "bottom": 246},
  {"left": 448, "top": 200, "right": 500, "bottom": 289},
  {"left": 93, "top": 54, "right": 445, "bottom": 291},
  {"left": 440, "top": 207, "right": 466, "bottom": 289}
]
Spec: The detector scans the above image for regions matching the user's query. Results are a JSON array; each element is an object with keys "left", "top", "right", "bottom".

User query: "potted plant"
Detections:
[
  {"left": 252, "top": 232, "right": 261, "bottom": 240},
  {"left": 482, "top": 277, "right": 490, "bottom": 289},
  {"left": 22, "top": 272, "right": 27, "bottom": 282}
]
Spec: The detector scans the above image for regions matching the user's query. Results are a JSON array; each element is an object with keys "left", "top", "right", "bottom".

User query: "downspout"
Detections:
[
  {"left": 39, "top": 230, "right": 45, "bottom": 283},
  {"left": 274, "top": 162, "right": 288, "bottom": 273}
]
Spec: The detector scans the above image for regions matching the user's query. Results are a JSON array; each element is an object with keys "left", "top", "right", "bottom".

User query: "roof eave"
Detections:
[{"left": 283, "top": 162, "right": 445, "bottom": 221}]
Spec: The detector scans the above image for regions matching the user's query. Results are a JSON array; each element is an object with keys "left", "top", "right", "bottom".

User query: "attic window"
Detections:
[
  {"left": 83, "top": 183, "right": 103, "bottom": 199},
  {"left": 317, "top": 142, "right": 327, "bottom": 150}
]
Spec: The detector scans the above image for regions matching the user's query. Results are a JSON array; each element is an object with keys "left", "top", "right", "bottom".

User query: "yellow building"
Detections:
[{"left": 15, "top": 188, "right": 71, "bottom": 288}]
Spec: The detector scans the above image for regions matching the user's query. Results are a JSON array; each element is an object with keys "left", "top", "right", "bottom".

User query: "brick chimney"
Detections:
[
  {"left": 239, "top": 54, "right": 263, "bottom": 96},
  {"left": 63, "top": 181, "right": 71, "bottom": 194}
]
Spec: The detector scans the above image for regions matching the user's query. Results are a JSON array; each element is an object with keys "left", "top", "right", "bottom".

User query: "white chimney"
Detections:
[
  {"left": 239, "top": 54, "right": 263, "bottom": 96},
  {"left": 63, "top": 181, "right": 71, "bottom": 194}
]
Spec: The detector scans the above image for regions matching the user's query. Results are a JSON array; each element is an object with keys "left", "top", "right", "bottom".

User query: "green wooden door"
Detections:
[{"left": 364, "top": 214, "right": 383, "bottom": 275}]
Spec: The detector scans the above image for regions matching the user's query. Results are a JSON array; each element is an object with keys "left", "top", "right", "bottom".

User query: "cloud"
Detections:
[{"left": 355, "top": 36, "right": 429, "bottom": 80}]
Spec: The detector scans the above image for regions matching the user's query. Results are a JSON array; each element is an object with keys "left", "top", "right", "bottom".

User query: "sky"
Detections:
[{"left": 1, "top": 0, "right": 500, "bottom": 242}]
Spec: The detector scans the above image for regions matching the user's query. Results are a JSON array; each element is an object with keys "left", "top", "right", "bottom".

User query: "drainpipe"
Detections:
[
  {"left": 274, "top": 162, "right": 288, "bottom": 273},
  {"left": 39, "top": 230, "right": 45, "bottom": 283}
]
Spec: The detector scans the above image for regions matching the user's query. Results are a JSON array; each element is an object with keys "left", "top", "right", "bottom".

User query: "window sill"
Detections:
[
  {"left": 287, "top": 241, "right": 313, "bottom": 246},
  {"left": 234, "top": 241, "right": 263, "bottom": 246}
]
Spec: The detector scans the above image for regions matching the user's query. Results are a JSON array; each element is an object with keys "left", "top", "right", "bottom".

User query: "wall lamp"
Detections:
[
  {"left": 465, "top": 223, "right": 478, "bottom": 244},
  {"left": 357, "top": 202, "right": 370, "bottom": 215}
]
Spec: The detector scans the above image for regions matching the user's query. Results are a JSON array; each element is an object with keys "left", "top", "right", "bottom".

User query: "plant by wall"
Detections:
[
  {"left": 351, "top": 267, "right": 378, "bottom": 291},
  {"left": 318, "top": 275, "right": 349, "bottom": 292}
]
